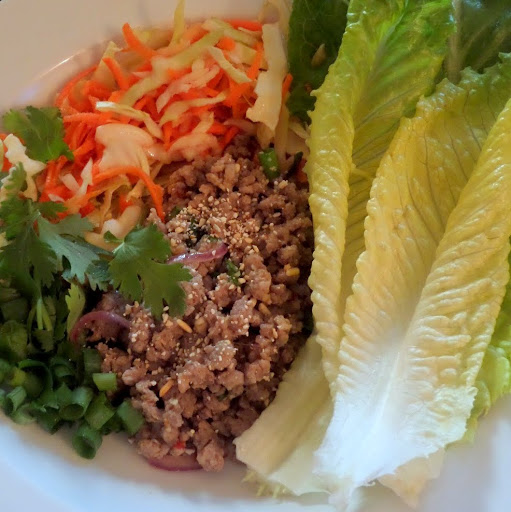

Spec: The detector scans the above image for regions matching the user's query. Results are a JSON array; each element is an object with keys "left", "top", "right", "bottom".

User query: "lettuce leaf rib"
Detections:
[{"left": 315, "top": 58, "right": 511, "bottom": 506}]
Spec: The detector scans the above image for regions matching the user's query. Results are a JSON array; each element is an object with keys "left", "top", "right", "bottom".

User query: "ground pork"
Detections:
[{"left": 87, "top": 136, "right": 312, "bottom": 471}]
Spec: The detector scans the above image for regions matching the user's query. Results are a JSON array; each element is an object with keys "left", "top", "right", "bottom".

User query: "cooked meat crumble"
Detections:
[{"left": 89, "top": 136, "right": 312, "bottom": 471}]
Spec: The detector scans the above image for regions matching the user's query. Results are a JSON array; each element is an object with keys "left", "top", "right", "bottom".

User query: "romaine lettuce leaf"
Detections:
[
  {"left": 315, "top": 56, "right": 511, "bottom": 507},
  {"left": 236, "top": 0, "right": 453, "bottom": 496},
  {"left": 466, "top": 249, "right": 511, "bottom": 440},
  {"left": 444, "top": 0, "right": 511, "bottom": 83}
]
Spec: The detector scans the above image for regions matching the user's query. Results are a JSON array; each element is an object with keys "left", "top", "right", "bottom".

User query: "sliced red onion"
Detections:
[
  {"left": 148, "top": 454, "right": 202, "bottom": 472},
  {"left": 168, "top": 243, "right": 228, "bottom": 266},
  {"left": 70, "top": 311, "right": 131, "bottom": 342}
]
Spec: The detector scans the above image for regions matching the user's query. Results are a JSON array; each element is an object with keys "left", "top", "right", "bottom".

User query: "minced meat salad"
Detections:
[{"left": 85, "top": 136, "right": 312, "bottom": 471}]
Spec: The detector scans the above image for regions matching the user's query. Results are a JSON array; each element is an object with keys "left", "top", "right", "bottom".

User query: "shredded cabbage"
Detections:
[
  {"left": 207, "top": 47, "right": 252, "bottom": 84},
  {"left": 95, "top": 101, "right": 163, "bottom": 139},
  {"left": 246, "top": 23, "right": 287, "bottom": 133},
  {"left": 170, "top": 0, "right": 186, "bottom": 45},
  {"left": 202, "top": 18, "right": 258, "bottom": 46},
  {"left": 159, "top": 92, "right": 227, "bottom": 125}
]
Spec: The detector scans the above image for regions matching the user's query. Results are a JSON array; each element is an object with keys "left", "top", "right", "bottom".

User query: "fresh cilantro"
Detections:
[
  {"left": 226, "top": 259, "right": 241, "bottom": 286},
  {"left": 65, "top": 283, "right": 86, "bottom": 335},
  {"left": 287, "top": 0, "right": 348, "bottom": 121},
  {"left": 37, "top": 215, "right": 104, "bottom": 284},
  {"left": 103, "top": 231, "right": 123, "bottom": 244},
  {"left": 109, "top": 225, "right": 192, "bottom": 317},
  {"left": 2, "top": 106, "right": 74, "bottom": 163}
]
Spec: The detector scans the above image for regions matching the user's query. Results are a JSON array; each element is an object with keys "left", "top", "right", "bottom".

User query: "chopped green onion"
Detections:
[
  {"left": 54, "top": 383, "right": 73, "bottom": 407},
  {"left": 1, "top": 297, "right": 29, "bottom": 323},
  {"left": 168, "top": 206, "right": 182, "bottom": 220},
  {"left": 22, "top": 372, "right": 43, "bottom": 399},
  {"left": 36, "top": 409, "right": 63, "bottom": 434},
  {"left": 100, "top": 414, "right": 123, "bottom": 435},
  {"left": 85, "top": 394, "right": 115, "bottom": 430},
  {"left": 0, "top": 359, "right": 11, "bottom": 384},
  {"left": 83, "top": 348, "right": 102, "bottom": 376},
  {"left": 4, "top": 386, "right": 27, "bottom": 416},
  {"left": 116, "top": 400, "right": 145, "bottom": 435},
  {"left": 72, "top": 423, "right": 103, "bottom": 459},
  {"left": 7, "top": 367, "right": 26, "bottom": 387},
  {"left": 50, "top": 356, "right": 76, "bottom": 387},
  {"left": 258, "top": 148, "right": 280, "bottom": 180},
  {"left": 10, "top": 403, "right": 36, "bottom": 425},
  {"left": 59, "top": 386, "right": 94, "bottom": 421},
  {"left": 92, "top": 372, "right": 117, "bottom": 392}
]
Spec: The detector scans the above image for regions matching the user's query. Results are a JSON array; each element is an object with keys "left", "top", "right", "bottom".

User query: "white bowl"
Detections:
[{"left": 1, "top": 1, "right": 511, "bottom": 511}]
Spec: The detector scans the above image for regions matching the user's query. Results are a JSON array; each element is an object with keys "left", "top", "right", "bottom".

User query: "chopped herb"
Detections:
[
  {"left": 226, "top": 259, "right": 241, "bottom": 286},
  {"left": 103, "top": 231, "right": 123, "bottom": 244},
  {"left": 2, "top": 106, "right": 74, "bottom": 163},
  {"left": 258, "top": 148, "right": 280, "bottom": 180},
  {"left": 168, "top": 205, "right": 183, "bottom": 220},
  {"left": 109, "top": 224, "right": 192, "bottom": 317}
]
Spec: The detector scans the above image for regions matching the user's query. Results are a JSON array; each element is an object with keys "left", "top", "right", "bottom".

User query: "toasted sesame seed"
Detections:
[
  {"left": 258, "top": 303, "right": 271, "bottom": 316},
  {"left": 177, "top": 319, "right": 193, "bottom": 333},
  {"left": 286, "top": 267, "right": 300, "bottom": 277}
]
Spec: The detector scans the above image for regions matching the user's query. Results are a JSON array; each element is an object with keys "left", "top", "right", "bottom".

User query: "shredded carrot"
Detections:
[
  {"left": 107, "top": 90, "right": 124, "bottom": 103},
  {"left": 1, "top": 135, "right": 10, "bottom": 171},
  {"left": 73, "top": 137, "right": 96, "bottom": 159},
  {"left": 122, "top": 23, "right": 158, "bottom": 61},
  {"left": 55, "top": 64, "right": 97, "bottom": 108},
  {"left": 103, "top": 57, "right": 130, "bottom": 90},
  {"left": 296, "top": 160, "right": 308, "bottom": 184},
  {"left": 247, "top": 41, "right": 263, "bottom": 80},
  {"left": 118, "top": 193, "right": 133, "bottom": 214},
  {"left": 281, "top": 73, "right": 293, "bottom": 101},
  {"left": 93, "top": 166, "right": 164, "bottom": 220},
  {"left": 207, "top": 122, "right": 227, "bottom": 135},
  {"left": 217, "top": 36, "right": 236, "bottom": 51},
  {"left": 207, "top": 69, "right": 224, "bottom": 89},
  {"left": 221, "top": 126, "right": 239, "bottom": 150},
  {"left": 166, "top": 67, "right": 191, "bottom": 81},
  {"left": 182, "top": 24, "right": 208, "bottom": 44},
  {"left": 82, "top": 80, "right": 113, "bottom": 100},
  {"left": 63, "top": 112, "right": 114, "bottom": 125},
  {"left": 203, "top": 87, "right": 221, "bottom": 98},
  {"left": 79, "top": 203, "right": 95, "bottom": 217},
  {"left": 43, "top": 157, "right": 67, "bottom": 190},
  {"left": 134, "top": 61, "right": 153, "bottom": 73},
  {"left": 226, "top": 19, "right": 263, "bottom": 32}
]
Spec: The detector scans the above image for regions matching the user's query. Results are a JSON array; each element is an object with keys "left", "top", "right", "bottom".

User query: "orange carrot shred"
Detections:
[
  {"left": 226, "top": 19, "right": 263, "bottom": 32},
  {"left": 247, "top": 41, "right": 263, "bottom": 80},
  {"left": 282, "top": 73, "right": 293, "bottom": 101},
  {"left": 217, "top": 36, "right": 236, "bottom": 51},
  {"left": 93, "top": 166, "right": 164, "bottom": 220},
  {"left": 103, "top": 57, "right": 130, "bottom": 90},
  {"left": 55, "top": 64, "right": 97, "bottom": 108},
  {"left": 63, "top": 112, "right": 114, "bottom": 125},
  {"left": 221, "top": 126, "right": 239, "bottom": 150},
  {"left": 122, "top": 23, "right": 158, "bottom": 61}
]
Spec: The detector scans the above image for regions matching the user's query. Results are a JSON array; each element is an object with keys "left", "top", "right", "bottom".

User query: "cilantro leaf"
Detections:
[
  {"left": 37, "top": 215, "right": 104, "bottom": 284},
  {"left": 109, "top": 225, "right": 192, "bottom": 317},
  {"left": 2, "top": 106, "right": 74, "bottom": 163},
  {"left": 287, "top": 0, "right": 348, "bottom": 121}
]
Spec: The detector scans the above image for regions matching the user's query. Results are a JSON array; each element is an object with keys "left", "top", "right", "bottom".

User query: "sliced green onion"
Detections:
[
  {"left": 10, "top": 403, "right": 37, "bottom": 425},
  {"left": 54, "top": 383, "right": 73, "bottom": 407},
  {"left": 59, "top": 387, "right": 94, "bottom": 421},
  {"left": 4, "top": 386, "right": 27, "bottom": 416},
  {"left": 258, "top": 148, "right": 280, "bottom": 180},
  {"left": 100, "top": 414, "right": 123, "bottom": 435},
  {"left": 0, "top": 359, "right": 11, "bottom": 384},
  {"left": 22, "top": 372, "right": 43, "bottom": 399},
  {"left": 50, "top": 356, "right": 76, "bottom": 387},
  {"left": 72, "top": 424, "right": 103, "bottom": 459},
  {"left": 92, "top": 372, "right": 117, "bottom": 392},
  {"left": 117, "top": 400, "right": 145, "bottom": 435},
  {"left": 36, "top": 409, "right": 63, "bottom": 434},
  {"left": 7, "top": 367, "right": 26, "bottom": 387},
  {"left": 83, "top": 348, "right": 102, "bottom": 376},
  {"left": 85, "top": 394, "right": 115, "bottom": 430},
  {"left": 18, "top": 360, "right": 53, "bottom": 398}
]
